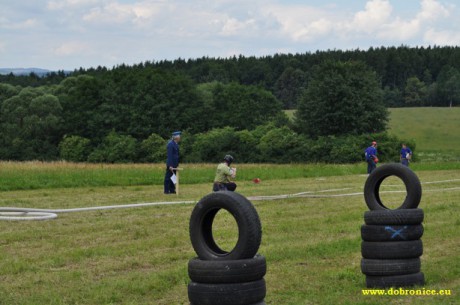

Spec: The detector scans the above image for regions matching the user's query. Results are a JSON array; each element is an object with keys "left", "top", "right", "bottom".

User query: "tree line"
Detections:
[
  {"left": 2, "top": 46, "right": 460, "bottom": 109},
  {"left": 8, "top": 46, "right": 458, "bottom": 162},
  {"left": 0, "top": 69, "right": 285, "bottom": 161}
]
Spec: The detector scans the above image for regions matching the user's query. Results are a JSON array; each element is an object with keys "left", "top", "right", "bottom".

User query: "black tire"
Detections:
[
  {"left": 190, "top": 192, "right": 262, "bottom": 260},
  {"left": 364, "top": 163, "right": 422, "bottom": 210},
  {"left": 366, "top": 272, "right": 425, "bottom": 288},
  {"left": 188, "top": 255, "right": 266, "bottom": 284},
  {"left": 188, "top": 280, "right": 266, "bottom": 305},
  {"left": 361, "top": 224, "right": 424, "bottom": 241},
  {"left": 361, "top": 258, "right": 421, "bottom": 276},
  {"left": 364, "top": 209, "right": 424, "bottom": 225},
  {"left": 361, "top": 240, "right": 423, "bottom": 259}
]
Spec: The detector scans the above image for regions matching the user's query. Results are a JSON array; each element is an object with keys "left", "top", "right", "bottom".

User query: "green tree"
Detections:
[
  {"left": 295, "top": 61, "right": 388, "bottom": 138},
  {"left": 404, "top": 77, "right": 427, "bottom": 106},
  {"left": 382, "top": 86, "right": 403, "bottom": 107},
  {"left": 258, "top": 127, "right": 307, "bottom": 162},
  {"left": 55, "top": 75, "right": 103, "bottom": 139},
  {"left": 274, "top": 67, "right": 306, "bottom": 109},
  {"left": 0, "top": 83, "right": 20, "bottom": 103},
  {"left": 437, "top": 67, "right": 460, "bottom": 107},
  {"left": 59, "top": 135, "right": 91, "bottom": 162},
  {"left": 422, "top": 69, "right": 433, "bottom": 85},
  {"left": 140, "top": 133, "right": 167, "bottom": 162},
  {"left": 88, "top": 131, "right": 138, "bottom": 163},
  {"left": 1, "top": 88, "right": 63, "bottom": 160},
  {"left": 190, "top": 127, "right": 259, "bottom": 163},
  {"left": 200, "top": 82, "right": 284, "bottom": 130}
]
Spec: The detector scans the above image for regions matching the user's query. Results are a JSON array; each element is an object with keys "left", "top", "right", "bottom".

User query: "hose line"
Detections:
[{"left": 1, "top": 185, "right": 459, "bottom": 221}]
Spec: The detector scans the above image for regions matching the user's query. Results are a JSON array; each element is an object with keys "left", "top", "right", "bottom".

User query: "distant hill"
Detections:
[{"left": 0, "top": 68, "right": 51, "bottom": 76}]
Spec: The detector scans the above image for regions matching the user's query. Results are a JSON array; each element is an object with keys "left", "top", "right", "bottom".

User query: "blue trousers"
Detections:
[
  {"left": 401, "top": 158, "right": 409, "bottom": 167},
  {"left": 367, "top": 159, "right": 376, "bottom": 174},
  {"left": 164, "top": 168, "right": 176, "bottom": 194}
]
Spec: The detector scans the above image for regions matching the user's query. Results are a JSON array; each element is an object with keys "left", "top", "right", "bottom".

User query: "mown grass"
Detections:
[
  {"left": 0, "top": 161, "right": 459, "bottom": 192},
  {"left": 0, "top": 169, "right": 459, "bottom": 305}
]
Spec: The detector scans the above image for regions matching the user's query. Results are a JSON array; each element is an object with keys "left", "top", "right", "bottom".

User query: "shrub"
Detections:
[
  {"left": 258, "top": 127, "right": 307, "bottom": 163},
  {"left": 140, "top": 133, "right": 166, "bottom": 162},
  {"left": 235, "top": 130, "right": 259, "bottom": 162},
  {"left": 190, "top": 127, "right": 260, "bottom": 163},
  {"left": 88, "top": 131, "right": 138, "bottom": 163},
  {"left": 59, "top": 135, "right": 91, "bottom": 162}
]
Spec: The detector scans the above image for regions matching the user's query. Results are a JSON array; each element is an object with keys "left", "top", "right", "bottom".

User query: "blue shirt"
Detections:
[
  {"left": 166, "top": 140, "right": 180, "bottom": 168},
  {"left": 365, "top": 146, "right": 377, "bottom": 160},
  {"left": 401, "top": 147, "right": 412, "bottom": 159}
]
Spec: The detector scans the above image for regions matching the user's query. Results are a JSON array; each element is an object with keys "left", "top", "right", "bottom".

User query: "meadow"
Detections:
[
  {"left": 388, "top": 107, "right": 460, "bottom": 161},
  {"left": 286, "top": 107, "right": 460, "bottom": 161},
  {"left": 0, "top": 161, "right": 459, "bottom": 192},
  {"left": 0, "top": 162, "right": 459, "bottom": 305}
]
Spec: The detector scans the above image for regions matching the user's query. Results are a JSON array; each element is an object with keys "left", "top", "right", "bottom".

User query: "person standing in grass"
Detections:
[
  {"left": 164, "top": 131, "right": 181, "bottom": 194},
  {"left": 213, "top": 155, "right": 237, "bottom": 192},
  {"left": 364, "top": 141, "right": 378, "bottom": 174},
  {"left": 400, "top": 143, "right": 413, "bottom": 167}
]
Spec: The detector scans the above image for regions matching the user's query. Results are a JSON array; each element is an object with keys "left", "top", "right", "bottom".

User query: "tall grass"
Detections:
[{"left": 0, "top": 161, "right": 458, "bottom": 191}]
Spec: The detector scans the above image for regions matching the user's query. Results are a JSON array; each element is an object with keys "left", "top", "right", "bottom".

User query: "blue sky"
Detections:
[{"left": 1, "top": 0, "right": 459, "bottom": 70}]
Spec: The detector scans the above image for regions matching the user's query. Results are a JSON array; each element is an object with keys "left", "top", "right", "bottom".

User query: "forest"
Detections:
[{"left": 0, "top": 46, "right": 458, "bottom": 162}]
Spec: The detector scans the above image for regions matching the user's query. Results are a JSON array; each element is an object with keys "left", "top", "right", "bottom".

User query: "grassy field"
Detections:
[
  {"left": 0, "top": 164, "right": 459, "bottom": 305},
  {"left": 388, "top": 107, "right": 460, "bottom": 160},
  {"left": 1, "top": 161, "right": 460, "bottom": 191}
]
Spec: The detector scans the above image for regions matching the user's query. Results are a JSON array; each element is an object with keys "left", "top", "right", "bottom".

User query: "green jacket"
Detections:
[{"left": 214, "top": 163, "right": 232, "bottom": 183}]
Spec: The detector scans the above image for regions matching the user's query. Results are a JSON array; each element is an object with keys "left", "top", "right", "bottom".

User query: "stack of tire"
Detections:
[
  {"left": 188, "top": 192, "right": 266, "bottom": 305},
  {"left": 361, "top": 163, "right": 425, "bottom": 288}
]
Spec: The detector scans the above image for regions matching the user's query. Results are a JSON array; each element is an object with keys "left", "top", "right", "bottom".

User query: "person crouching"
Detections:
[{"left": 213, "top": 155, "right": 237, "bottom": 192}]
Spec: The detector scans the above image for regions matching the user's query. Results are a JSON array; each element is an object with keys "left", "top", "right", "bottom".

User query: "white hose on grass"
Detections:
[
  {"left": 1, "top": 184, "right": 459, "bottom": 221},
  {"left": 0, "top": 201, "right": 194, "bottom": 221}
]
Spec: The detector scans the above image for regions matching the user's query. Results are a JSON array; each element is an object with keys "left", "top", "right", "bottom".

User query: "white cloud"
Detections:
[
  {"left": 0, "top": 18, "right": 39, "bottom": 30},
  {"left": 47, "top": 0, "right": 103, "bottom": 10},
  {"left": 54, "top": 41, "right": 90, "bottom": 56},
  {"left": 424, "top": 28, "right": 460, "bottom": 45},
  {"left": 378, "top": 0, "right": 450, "bottom": 40},
  {"left": 378, "top": 17, "right": 421, "bottom": 40},
  {"left": 262, "top": 4, "right": 334, "bottom": 42},
  {"left": 292, "top": 18, "right": 333, "bottom": 42},
  {"left": 220, "top": 18, "right": 257, "bottom": 36},
  {"left": 418, "top": 0, "right": 450, "bottom": 21},
  {"left": 82, "top": 1, "right": 165, "bottom": 25},
  {"left": 262, "top": 0, "right": 453, "bottom": 43},
  {"left": 349, "top": 0, "right": 393, "bottom": 33},
  {"left": 2, "top": 0, "right": 460, "bottom": 70}
]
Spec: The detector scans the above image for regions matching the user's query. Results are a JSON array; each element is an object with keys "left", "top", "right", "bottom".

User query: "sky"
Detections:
[{"left": 1, "top": 0, "right": 460, "bottom": 70}]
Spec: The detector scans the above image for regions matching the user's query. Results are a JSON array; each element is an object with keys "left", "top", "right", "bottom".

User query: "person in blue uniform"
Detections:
[
  {"left": 164, "top": 131, "right": 181, "bottom": 194},
  {"left": 364, "top": 141, "right": 378, "bottom": 174},
  {"left": 400, "top": 143, "right": 412, "bottom": 167}
]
